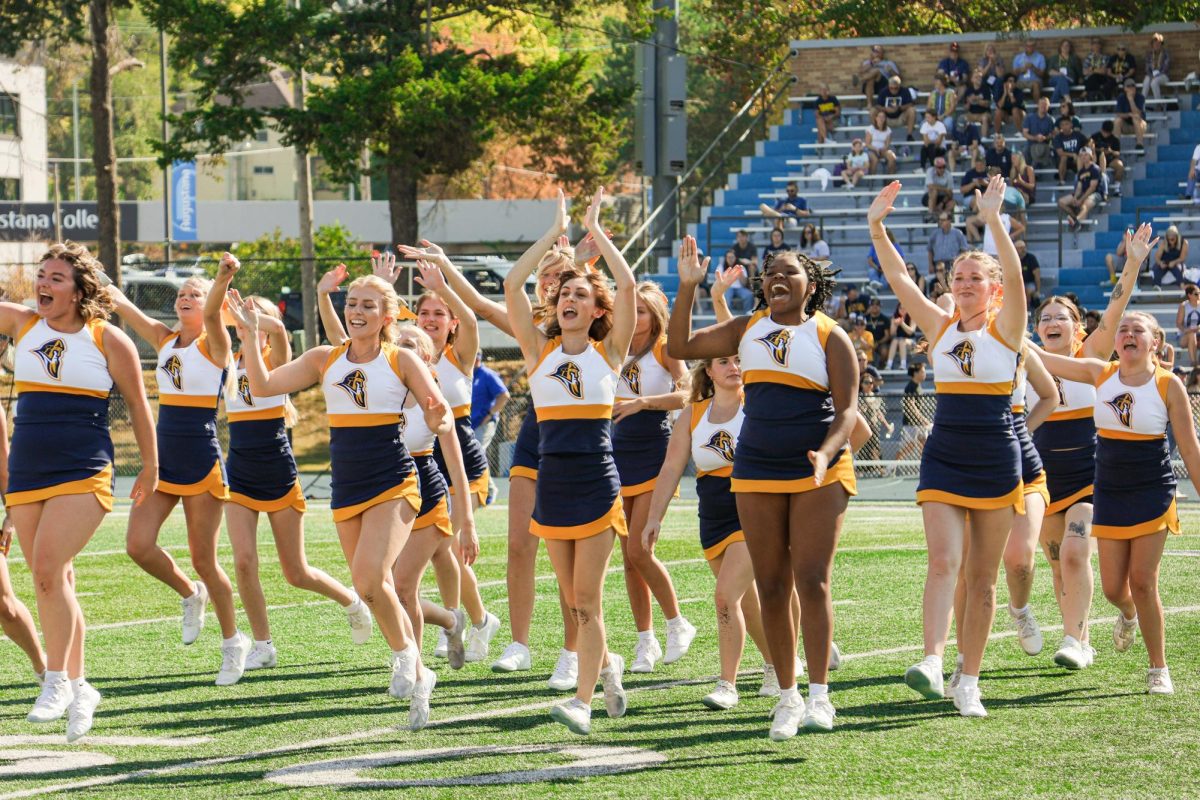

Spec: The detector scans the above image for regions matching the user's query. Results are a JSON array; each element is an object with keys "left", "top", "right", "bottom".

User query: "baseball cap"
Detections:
[
  {"left": 1124, "top": 77, "right": 1136, "bottom": 87},
  {"left": 949, "top": 42, "right": 960, "bottom": 51}
]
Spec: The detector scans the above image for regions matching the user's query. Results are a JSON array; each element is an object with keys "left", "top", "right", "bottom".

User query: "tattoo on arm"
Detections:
[{"left": 1112, "top": 284, "right": 1125, "bottom": 300}]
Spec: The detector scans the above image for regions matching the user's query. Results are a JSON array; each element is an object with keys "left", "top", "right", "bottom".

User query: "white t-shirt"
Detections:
[
  {"left": 920, "top": 120, "right": 947, "bottom": 144},
  {"left": 1191, "top": 144, "right": 1200, "bottom": 167},
  {"left": 982, "top": 213, "right": 1012, "bottom": 257},
  {"left": 866, "top": 127, "right": 891, "bottom": 153},
  {"left": 800, "top": 240, "right": 831, "bottom": 260}
]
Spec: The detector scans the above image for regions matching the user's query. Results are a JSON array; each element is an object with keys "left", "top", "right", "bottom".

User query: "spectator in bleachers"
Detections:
[
  {"left": 860, "top": 44, "right": 901, "bottom": 99},
  {"left": 1104, "top": 234, "right": 1127, "bottom": 285},
  {"left": 927, "top": 211, "right": 968, "bottom": 281},
  {"left": 867, "top": 230, "right": 902, "bottom": 289},
  {"left": 858, "top": 371, "right": 891, "bottom": 469},
  {"left": 1143, "top": 33, "right": 1171, "bottom": 100},
  {"left": 762, "top": 226, "right": 791, "bottom": 259},
  {"left": 1089, "top": 120, "right": 1125, "bottom": 188},
  {"left": 947, "top": 114, "right": 982, "bottom": 170},
  {"left": 993, "top": 74, "right": 1026, "bottom": 134},
  {"left": 876, "top": 75, "right": 917, "bottom": 141},
  {"left": 962, "top": 71, "right": 994, "bottom": 136},
  {"left": 904, "top": 261, "right": 926, "bottom": 295},
  {"left": 849, "top": 314, "right": 877, "bottom": 361},
  {"left": 731, "top": 228, "right": 757, "bottom": 274},
  {"left": 1114, "top": 77, "right": 1148, "bottom": 150},
  {"left": 717, "top": 249, "right": 755, "bottom": 312},
  {"left": 1079, "top": 308, "right": 1099, "bottom": 335},
  {"left": 1176, "top": 283, "right": 1200, "bottom": 367},
  {"left": 866, "top": 110, "right": 897, "bottom": 173},
  {"left": 863, "top": 298, "right": 891, "bottom": 365},
  {"left": 897, "top": 363, "right": 932, "bottom": 464},
  {"left": 842, "top": 138, "right": 871, "bottom": 188},
  {"left": 1016, "top": 239, "right": 1041, "bottom": 306},
  {"left": 961, "top": 153, "right": 989, "bottom": 212},
  {"left": 1187, "top": 142, "right": 1200, "bottom": 203},
  {"left": 1055, "top": 97, "right": 1082, "bottom": 130},
  {"left": 919, "top": 109, "right": 948, "bottom": 169},
  {"left": 1022, "top": 96, "right": 1056, "bottom": 168},
  {"left": 1186, "top": 367, "right": 1200, "bottom": 395},
  {"left": 927, "top": 75, "right": 957, "bottom": 124},
  {"left": 857, "top": 347, "right": 883, "bottom": 383},
  {"left": 1057, "top": 147, "right": 1104, "bottom": 230},
  {"left": 1046, "top": 39, "right": 1083, "bottom": 103},
  {"left": 886, "top": 303, "right": 917, "bottom": 370},
  {"left": 923, "top": 156, "right": 956, "bottom": 219},
  {"left": 758, "top": 180, "right": 810, "bottom": 229},
  {"left": 838, "top": 284, "right": 872, "bottom": 324},
  {"left": 936, "top": 41, "right": 971, "bottom": 93},
  {"left": 967, "top": 193, "right": 1025, "bottom": 248},
  {"left": 1153, "top": 225, "right": 1189, "bottom": 287},
  {"left": 1083, "top": 37, "right": 1117, "bottom": 101},
  {"left": 812, "top": 84, "right": 841, "bottom": 144},
  {"left": 1010, "top": 151, "right": 1037, "bottom": 205},
  {"left": 1052, "top": 116, "right": 1088, "bottom": 181},
  {"left": 977, "top": 42, "right": 1004, "bottom": 92},
  {"left": 1111, "top": 42, "right": 1137, "bottom": 85},
  {"left": 1013, "top": 39, "right": 1046, "bottom": 100},
  {"left": 985, "top": 132, "right": 1014, "bottom": 177},
  {"left": 797, "top": 223, "right": 830, "bottom": 260}
]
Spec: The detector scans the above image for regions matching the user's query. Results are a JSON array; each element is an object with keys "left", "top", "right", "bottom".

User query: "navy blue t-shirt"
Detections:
[{"left": 470, "top": 365, "right": 509, "bottom": 428}]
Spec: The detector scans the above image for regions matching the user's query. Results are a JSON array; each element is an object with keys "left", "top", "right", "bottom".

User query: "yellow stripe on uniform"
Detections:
[
  {"left": 731, "top": 453, "right": 857, "bottom": 496},
  {"left": 1093, "top": 500, "right": 1180, "bottom": 540},
  {"left": 331, "top": 473, "right": 421, "bottom": 523},
  {"left": 704, "top": 530, "right": 745, "bottom": 561},
  {"left": 328, "top": 413, "right": 402, "bottom": 427},
  {"left": 228, "top": 481, "right": 307, "bottom": 513},
  {"left": 934, "top": 381, "right": 1014, "bottom": 395},
  {"left": 14, "top": 381, "right": 109, "bottom": 399},
  {"left": 531, "top": 495, "right": 629, "bottom": 540},
  {"left": 742, "top": 370, "right": 828, "bottom": 392},
  {"left": 414, "top": 497, "right": 453, "bottom": 537},
  {"left": 917, "top": 482, "right": 1025, "bottom": 514},
  {"left": 534, "top": 404, "right": 613, "bottom": 421},
  {"left": 6, "top": 464, "right": 114, "bottom": 512},
  {"left": 228, "top": 406, "right": 287, "bottom": 423},
  {"left": 157, "top": 460, "right": 229, "bottom": 500}
]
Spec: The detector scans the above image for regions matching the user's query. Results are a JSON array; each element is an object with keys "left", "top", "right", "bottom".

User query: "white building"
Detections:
[{"left": 0, "top": 57, "right": 48, "bottom": 267}]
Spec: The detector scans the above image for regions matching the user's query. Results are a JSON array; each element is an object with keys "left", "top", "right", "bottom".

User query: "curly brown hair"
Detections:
[
  {"left": 755, "top": 250, "right": 839, "bottom": 316},
  {"left": 39, "top": 241, "right": 113, "bottom": 322},
  {"left": 542, "top": 269, "right": 614, "bottom": 342}
]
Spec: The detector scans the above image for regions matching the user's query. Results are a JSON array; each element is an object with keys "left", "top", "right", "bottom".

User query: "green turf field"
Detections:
[{"left": 1, "top": 501, "right": 1198, "bottom": 798}]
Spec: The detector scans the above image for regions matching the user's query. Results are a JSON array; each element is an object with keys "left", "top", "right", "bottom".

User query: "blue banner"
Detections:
[{"left": 171, "top": 160, "right": 197, "bottom": 241}]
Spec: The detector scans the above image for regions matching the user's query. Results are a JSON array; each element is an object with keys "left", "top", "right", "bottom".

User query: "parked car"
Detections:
[{"left": 120, "top": 273, "right": 188, "bottom": 361}]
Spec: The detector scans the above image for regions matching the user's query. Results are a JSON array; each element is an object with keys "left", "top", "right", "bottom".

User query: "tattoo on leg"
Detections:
[
  {"left": 1048, "top": 541, "right": 1061, "bottom": 561},
  {"left": 717, "top": 605, "right": 731, "bottom": 626},
  {"left": 575, "top": 609, "right": 591, "bottom": 626},
  {"left": 1067, "top": 521, "right": 1088, "bottom": 538}
]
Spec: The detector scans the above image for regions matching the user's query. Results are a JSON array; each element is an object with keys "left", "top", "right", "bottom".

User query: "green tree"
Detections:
[{"left": 205, "top": 222, "right": 365, "bottom": 299}]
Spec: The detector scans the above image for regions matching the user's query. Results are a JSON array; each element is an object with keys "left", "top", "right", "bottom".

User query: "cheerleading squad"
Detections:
[{"left": 0, "top": 179, "right": 1193, "bottom": 745}]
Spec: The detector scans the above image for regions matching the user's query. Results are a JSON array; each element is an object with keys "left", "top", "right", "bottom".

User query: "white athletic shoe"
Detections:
[
  {"left": 490, "top": 641, "right": 531, "bottom": 673},
  {"left": 759, "top": 664, "right": 781, "bottom": 697},
  {"left": 35, "top": 670, "right": 45, "bottom": 688},
  {"left": 1148, "top": 667, "right": 1174, "bottom": 695},
  {"left": 664, "top": 617, "right": 697, "bottom": 664},
  {"left": 953, "top": 684, "right": 987, "bottom": 718},
  {"left": 445, "top": 608, "right": 467, "bottom": 670},
  {"left": 1081, "top": 642, "right": 1097, "bottom": 668},
  {"left": 702, "top": 680, "right": 739, "bottom": 710},
  {"left": 1053, "top": 636, "right": 1089, "bottom": 670},
  {"left": 244, "top": 641, "right": 277, "bottom": 670},
  {"left": 600, "top": 653, "right": 627, "bottom": 718},
  {"left": 947, "top": 658, "right": 964, "bottom": 693},
  {"left": 215, "top": 633, "right": 252, "bottom": 686},
  {"left": 181, "top": 582, "right": 208, "bottom": 646},
  {"left": 630, "top": 635, "right": 662, "bottom": 673},
  {"left": 408, "top": 666, "right": 436, "bottom": 731},
  {"left": 345, "top": 599, "right": 373, "bottom": 646},
  {"left": 904, "top": 659, "right": 945, "bottom": 699},
  {"left": 803, "top": 695, "right": 836, "bottom": 731},
  {"left": 550, "top": 697, "right": 592, "bottom": 735},
  {"left": 27, "top": 675, "right": 74, "bottom": 723},
  {"left": 828, "top": 642, "right": 843, "bottom": 671},
  {"left": 389, "top": 645, "right": 419, "bottom": 699},
  {"left": 547, "top": 650, "right": 579, "bottom": 691},
  {"left": 66, "top": 681, "right": 101, "bottom": 743},
  {"left": 464, "top": 612, "right": 501, "bottom": 663},
  {"left": 433, "top": 627, "right": 449, "bottom": 659},
  {"left": 768, "top": 694, "right": 805, "bottom": 741},
  {"left": 1114, "top": 614, "right": 1139, "bottom": 653},
  {"left": 1010, "top": 606, "right": 1044, "bottom": 656}
]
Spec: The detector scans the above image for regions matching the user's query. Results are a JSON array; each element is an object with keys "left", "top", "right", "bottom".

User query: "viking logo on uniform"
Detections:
[
  {"left": 1106, "top": 392, "right": 1134, "bottom": 428},
  {"left": 702, "top": 430, "right": 736, "bottom": 463},
  {"left": 32, "top": 338, "right": 66, "bottom": 380},
  {"left": 550, "top": 361, "right": 584, "bottom": 399},
  {"left": 755, "top": 328, "right": 792, "bottom": 367},
  {"left": 1053, "top": 376, "right": 1067, "bottom": 407},
  {"left": 161, "top": 354, "right": 184, "bottom": 391},
  {"left": 945, "top": 340, "right": 975, "bottom": 377},
  {"left": 336, "top": 369, "right": 368, "bottom": 409},
  {"left": 398, "top": 412, "right": 407, "bottom": 434},
  {"left": 621, "top": 360, "right": 642, "bottom": 395},
  {"left": 236, "top": 375, "right": 254, "bottom": 406}
]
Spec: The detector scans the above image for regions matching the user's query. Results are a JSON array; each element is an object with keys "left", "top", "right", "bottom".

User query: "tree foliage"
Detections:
[{"left": 204, "top": 222, "right": 364, "bottom": 297}]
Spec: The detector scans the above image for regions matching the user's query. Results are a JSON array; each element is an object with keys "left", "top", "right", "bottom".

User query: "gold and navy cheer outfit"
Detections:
[
  {"left": 320, "top": 341, "right": 421, "bottom": 523},
  {"left": 1032, "top": 351, "right": 1096, "bottom": 515},
  {"left": 7, "top": 317, "right": 115, "bottom": 511},
  {"left": 1091, "top": 364, "right": 1180, "bottom": 539},
  {"left": 155, "top": 331, "right": 229, "bottom": 499},
  {"left": 916, "top": 313, "right": 1022, "bottom": 510},
  {"left": 528, "top": 337, "right": 629, "bottom": 539},
  {"left": 508, "top": 403, "right": 540, "bottom": 481},
  {"left": 614, "top": 337, "right": 675, "bottom": 497},
  {"left": 1011, "top": 359, "right": 1049, "bottom": 506},
  {"left": 225, "top": 348, "right": 305, "bottom": 513},
  {"left": 691, "top": 397, "right": 746, "bottom": 560},
  {"left": 431, "top": 347, "right": 490, "bottom": 507},
  {"left": 731, "top": 309, "right": 857, "bottom": 495},
  {"left": 402, "top": 393, "right": 452, "bottom": 537}
]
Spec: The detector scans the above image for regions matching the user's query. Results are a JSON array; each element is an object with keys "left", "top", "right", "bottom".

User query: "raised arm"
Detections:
[
  {"left": 505, "top": 192, "right": 565, "bottom": 367},
  {"left": 1023, "top": 347, "right": 1057, "bottom": 432},
  {"left": 640, "top": 411, "right": 694, "bottom": 550},
  {"left": 203, "top": 253, "right": 238, "bottom": 367},
  {"left": 667, "top": 235, "right": 747, "bottom": 359},
  {"left": 317, "top": 263, "right": 349, "bottom": 346},
  {"left": 586, "top": 188, "right": 637, "bottom": 368},
  {"left": 866, "top": 182, "right": 950, "bottom": 336},
  {"left": 229, "top": 299, "right": 327, "bottom": 396},
  {"left": 1028, "top": 341, "right": 1106, "bottom": 384},
  {"left": 710, "top": 265, "right": 744, "bottom": 324},
  {"left": 414, "top": 260, "right": 479, "bottom": 369},
  {"left": 104, "top": 324, "right": 159, "bottom": 504},
  {"left": 1084, "top": 224, "right": 1156, "bottom": 358},
  {"left": 975, "top": 176, "right": 1027, "bottom": 345},
  {"left": 107, "top": 285, "right": 173, "bottom": 348},
  {"left": 1166, "top": 376, "right": 1200, "bottom": 498},
  {"left": 397, "top": 240, "right": 511, "bottom": 335}
]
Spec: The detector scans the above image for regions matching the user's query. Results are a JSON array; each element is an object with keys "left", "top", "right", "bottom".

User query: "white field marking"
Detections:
[
  {"left": 0, "top": 735, "right": 212, "bottom": 748},
  {"left": 0, "top": 750, "right": 116, "bottom": 777},
  {"left": 6, "top": 604, "right": 1200, "bottom": 800},
  {"left": 264, "top": 744, "right": 667, "bottom": 788},
  {"left": 1163, "top": 550, "right": 1200, "bottom": 557}
]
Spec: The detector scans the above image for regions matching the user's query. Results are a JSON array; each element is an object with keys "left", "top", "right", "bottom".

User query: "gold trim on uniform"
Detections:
[
  {"left": 6, "top": 464, "right": 114, "bottom": 513},
  {"left": 158, "top": 460, "right": 229, "bottom": 500},
  {"left": 1093, "top": 499, "right": 1181, "bottom": 540},
  {"left": 228, "top": 481, "right": 307, "bottom": 513},
  {"left": 1023, "top": 471, "right": 1050, "bottom": 506},
  {"left": 414, "top": 496, "right": 453, "bottom": 538},
  {"left": 331, "top": 472, "right": 421, "bottom": 523},
  {"left": 704, "top": 530, "right": 746, "bottom": 561},
  {"left": 530, "top": 495, "right": 629, "bottom": 540},
  {"left": 917, "top": 482, "right": 1025, "bottom": 514},
  {"left": 731, "top": 452, "right": 858, "bottom": 496},
  {"left": 1046, "top": 484, "right": 1094, "bottom": 515}
]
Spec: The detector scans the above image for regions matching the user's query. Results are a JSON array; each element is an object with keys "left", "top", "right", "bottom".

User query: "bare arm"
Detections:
[
  {"left": 710, "top": 265, "right": 745, "bottom": 324},
  {"left": 669, "top": 235, "right": 748, "bottom": 359},
  {"left": 432, "top": 405, "right": 478, "bottom": 564},
  {"left": 414, "top": 260, "right": 479, "bottom": 369},
  {"left": 0, "top": 301, "right": 37, "bottom": 341},
  {"left": 229, "top": 303, "right": 327, "bottom": 398},
  {"left": 1028, "top": 341, "right": 1106, "bottom": 384},
  {"left": 505, "top": 192, "right": 565, "bottom": 368},
  {"left": 1085, "top": 224, "right": 1156, "bottom": 358},
  {"left": 203, "top": 253, "right": 238, "bottom": 367},
  {"left": 1023, "top": 348, "right": 1057, "bottom": 432},
  {"left": 810, "top": 327, "right": 860, "bottom": 484},
  {"left": 107, "top": 285, "right": 173, "bottom": 348},
  {"left": 866, "top": 182, "right": 950, "bottom": 336},
  {"left": 1166, "top": 377, "right": 1200, "bottom": 497},
  {"left": 317, "top": 263, "right": 349, "bottom": 346},
  {"left": 641, "top": 411, "right": 694, "bottom": 549},
  {"left": 398, "top": 241, "right": 511, "bottom": 335},
  {"left": 105, "top": 324, "right": 159, "bottom": 504},
  {"left": 973, "top": 177, "right": 1027, "bottom": 345},
  {"left": 585, "top": 188, "right": 636, "bottom": 368}
]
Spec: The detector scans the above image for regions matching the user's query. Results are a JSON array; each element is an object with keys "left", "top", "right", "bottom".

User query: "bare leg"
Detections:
[
  {"left": 1005, "top": 493, "right": 1045, "bottom": 610},
  {"left": 546, "top": 532, "right": 616, "bottom": 704},
  {"left": 225, "top": 504, "right": 270, "bottom": 641},
  {"left": 737, "top": 493, "right": 798, "bottom": 689},
  {"left": 960, "top": 507, "right": 1015, "bottom": 676},
  {"left": 708, "top": 543, "right": 758, "bottom": 683},
  {"left": 1059, "top": 503, "right": 1096, "bottom": 643},
  {"left": 181, "top": 493, "right": 238, "bottom": 639},
  {"left": 338, "top": 499, "right": 418, "bottom": 652},
  {"left": 125, "top": 490, "right": 193, "bottom": 598},
  {"left": 789, "top": 485, "right": 848, "bottom": 686},
  {"left": 268, "top": 507, "right": 355, "bottom": 606},
  {"left": 393, "top": 527, "right": 455, "bottom": 648},
  {"left": 0, "top": 551, "right": 46, "bottom": 674},
  {"left": 920, "top": 502, "right": 966, "bottom": 658},
  {"left": 1123, "top": 532, "right": 1169, "bottom": 668}
]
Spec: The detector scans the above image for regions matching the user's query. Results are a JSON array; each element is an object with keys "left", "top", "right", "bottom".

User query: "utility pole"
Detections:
[
  {"left": 293, "top": 0, "right": 318, "bottom": 351},
  {"left": 159, "top": 25, "right": 172, "bottom": 265},
  {"left": 71, "top": 82, "right": 81, "bottom": 201}
]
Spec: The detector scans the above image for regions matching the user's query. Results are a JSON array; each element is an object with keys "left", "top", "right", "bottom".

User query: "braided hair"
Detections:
[{"left": 753, "top": 250, "right": 839, "bottom": 316}]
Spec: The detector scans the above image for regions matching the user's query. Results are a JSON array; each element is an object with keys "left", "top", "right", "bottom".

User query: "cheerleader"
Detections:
[
  {"left": 668, "top": 233, "right": 859, "bottom": 740},
  {"left": 0, "top": 409, "right": 47, "bottom": 687},
  {"left": 613, "top": 281, "right": 695, "bottom": 673},
  {"left": 1035, "top": 309, "right": 1198, "bottom": 694},
  {"left": 504, "top": 188, "right": 633, "bottom": 735},
  {"left": 231, "top": 274, "right": 447, "bottom": 729},
  {"left": 109, "top": 256, "right": 246, "bottom": 685},
  {"left": 869, "top": 177, "right": 1026, "bottom": 718},
  {"left": 6, "top": 242, "right": 157, "bottom": 741},
  {"left": 222, "top": 289, "right": 371, "bottom": 670}
]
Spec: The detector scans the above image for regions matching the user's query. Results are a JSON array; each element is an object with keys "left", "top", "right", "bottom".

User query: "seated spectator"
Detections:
[
  {"left": 985, "top": 132, "right": 1013, "bottom": 177},
  {"left": 1052, "top": 116, "right": 1088, "bottom": 181},
  {"left": 1089, "top": 120, "right": 1125, "bottom": 187},
  {"left": 1176, "top": 284, "right": 1200, "bottom": 367},
  {"left": 1013, "top": 39, "right": 1046, "bottom": 100},
  {"left": 1017, "top": 239, "right": 1041, "bottom": 306},
  {"left": 968, "top": 199, "right": 1025, "bottom": 248},
  {"left": 857, "top": 371, "right": 891, "bottom": 468},
  {"left": 1104, "top": 233, "right": 1127, "bottom": 285},
  {"left": 960, "top": 153, "right": 989, "bottom": 212},
  {"left": 1083, "top": 308, "right": 1101, "bottom": 335},
  {"left": 867, "top": 231, "right": 903, "bottom": 289},
  {"left": 1022, "top": 95, "right": 1056, "bottom": 168},
  {"left": 842, "top": 138, "right": 871, "bottom": 188},
  {"left": 904, "top": 261, "right": 926, "bottom": 296},
  {"left": 860, "top": 44, "right": 901, "bottom": 99},
  {"left": 923, "top": 156, "right": 956, "bottom": 218},
  {"left": 798, "top": 223, "right": 830, "bottom": 260},
  {"left": 1055, "top": 97, "right": 1082, "bottom": 131},
  {"left": 1010, "top": 150, "right": 1037, "bottom": 205},
  {"left": 876, "top": 75, "right": 917, "bottom": 141},
  {"left": 1046, "top": 39, "right": 1082, "bottom": 103},
  {"left": 886, "top": 304, "right": 917, "bottom": 370},
  {"left": 926, "top": 75, "right": 957, "bottom": 123},
  {"left": 863, "top": 298, "right": 891, "bottom": 365},
  {"left": 946, "top": 115, "right": 981, "bottom": 171},
  {"left": 762, "top": 226, "right": 791, "bottom": 259},
  {"left": 918, "top": 109, "right": 948, "bottom": 169},
  {"left": 716, "top": 250, "right": 755, "bottom": 312},
  {"left": 1083, "top": 37, "right": 1116, "bottom": 101},
  {"left": 937, "top": 41, "right": 972, "bottom": 98},
  {"left": 961, "top": 71, "right": 994, "bottom": 136},
  {"left": 993, "top": 73, "right": 1026, "bottom": 134},
  {"left": 1114, "top": 78, "right": 1148, "bottom": 149},
  {"left": 1143, "top": 33, "right": 1170, "bottom": 100},
  {"left": 758, "top": 180, "right": 810, "bottom": 229},
  {"left": 858, "top": 347, "right": 883, "bottom": 383},
  {"left": 849, "top": 314, "right": 876, "bottom": 360},
  {"left": 1003, "top": 178, "right": 1028, "bottom": 222},
  {"left": 1153, "top": 225, "right": 1189, "bottom": 287},
  {"left": 866, "top": 110, "right": 897, "bottom": 174},
  {"left": 976, "top": 42, "right": 1004, "bottom": 94},
  {"left": 1111, "top": 42, "right": 1137, "bottom": 85},
  {"left": 811, "top": 84, "right": 841, "bottom": 144},
  {"left": 927, "top": 211, "right": 968, "bottom": 280},
  {"left": 838, "top": 284, "right": 872, "bottom": 321},
  {"left": 731, "top": 228, "right": 758, "bottom": 274},
  {"left": 898, "top": 363, "right": 933, "bottom": 464},
  {"left": 1187, "top": 141, "right": 1200, "bottom": 204},
  {"left": 1057, "top": 147, "right": 1104, "bottom": 230}
]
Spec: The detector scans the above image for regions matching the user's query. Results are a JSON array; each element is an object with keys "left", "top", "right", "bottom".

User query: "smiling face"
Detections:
[
  {"left": 174, "top": 278, "right": 210, "bottom": 326},
  {"left": 35, "top": 258, "right": 83, "bottom": 320},
  {"left": 344, "top": 285, "right": 392, "bottom": 341},
  {"left": 556, "top": 275, "right": 603, "bottom": 334},
  {"left": 761, "top": 254, "right": 811, "bottom": 315},
  {"left": 1036, "top": 300, "right": 1079, "bottom": 354},
  {"left": 416, "top": 293, "right": 456, "bottom": 350},
  {"left": 950, "top": 256, "right": 998, "bottom": 317},
  {"left": 707, "top": 355, "right": 742, "bottom": 392}
]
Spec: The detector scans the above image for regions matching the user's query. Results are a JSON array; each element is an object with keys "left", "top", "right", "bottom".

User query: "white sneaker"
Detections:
[
  {"left": 947, "top": 659, "right": 964, "bottom": 692},
  {"left": 953, "top": 684, "right": 987, "bottom": 718},
  {"left": 1114, "top": 614, "right": 1139, "bottom": 653},
  {"left": 464, "top": 612, "right": 501, "bottom": 663},
  {"left": 600, "top": 653, "right": 627, "bottom": 718},
  {"left": 490, "top": 641, "right": 531, "bottom": 673},
  {"left": 803, "top": 695, "right": 836, "bottom": 731},
  {"left": 181, "top": 582, "right": 208, "bottom": 646},
  {"left": 445, "top": 608, "right": 467, "bottom": 670},
  {"left": 66, "top": 681, "right": 101, "bottom": 743},
  {"left": 408, "top": 666, "right": 436, "bottom": 731},
  {"left": 1053, "top": 636, "right": 1089, "bottom": 670},
  {"left": 903, "top": 659, "right": 945, "bottom": 699},
  {"left": 345, "top": 599, "right": 373, "bottom": 645},
  {"left": 389, "top": 645, "right": 419, "bottom": 699},
  {"left": 245, "top": 641, "right": 277, "bottom": 670},
  {"left": 630, "top": 635, "right": 662, "bottom": 673},
  {"left": 35, "top": 670, "right": 45, "bottom": 688},
  {"left": 27, "top": 675, "right": 74, "bottom": 723},
  {"left": 702, "top": 680, "right": 739, "bottom": 710},
  {"left": 215, "top": 633, "right": 251, "bottom": 686},
  {"left": 664, "top": 617, "right": 697, "bottom": 664},
  {"left": 433, "top": 627, "right": 449, "bottom": 659},
  {"left": 828, "top": 642, "right": 842, "bottom": 671},
  {"left": 547, "top": 649, "right": 579, "bottom": 691},
  {"left": 1148, "top": 667, "right": 1174, "bottom": 695},
  {"left": 1010, "top": 606, "right": 1044, "bottom": 655},
  {"left": 550, "top": 697, "right": 592, "bottom": 735},
  {"left": 768, "top": 694, "right": 805, "bottom": 741},
  {"left": 759, "top": 664, "right": 780, "bottom": 697},
  {"left": 1081, "top": 642, "right": 1097, "bottom": 668}
]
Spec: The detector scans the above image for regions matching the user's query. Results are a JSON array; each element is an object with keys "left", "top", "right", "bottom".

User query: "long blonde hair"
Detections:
[
  {"left": 630, "top": 281, "right": 669, "bottom": 360},
  {"left": 346, "top": 275, "right": 402, "bottom": 344},
  {"left": 242, "top": 294, "right": 299, "bottom": 428}
]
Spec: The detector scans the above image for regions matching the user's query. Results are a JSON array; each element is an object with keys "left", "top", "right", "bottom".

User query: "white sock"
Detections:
[
  {"left": 71, "top": 677, "right": 87, "bottom": 691},
  {"left": 345, "top": 595, "right": 362, "bottom": 610},
  {"left": 638, "top": 630, "right": 656, "bottom": 643},
  {"left": 562, "top": 648, "right": 577, "bottom": 659},
  {"left": 473, "top": 615, "right": 488, "bottom": 630},
  {"left": 923, "top": 654, "right": 943, "bottom": 669},
  {"left": 222, "top": 633, "right": 243, "bottom": 647},
  {"left": 780, "top": 685, "right": 800, "bottom": 703},
  {"left": 393, "top": 643, "right": 417, "bottom": 660},
  {"left": 1009, "top": 604, "right": 1030, "bottom": 617},
  {"left": 1122, "top": 613, "right": 1138, "bottom": 624},
  {"left": 959, "top": 674, "right": 979, "bottom": 691},
  {"left": 44, "top": 669, "right": 66, "bottom": 684},
  {"left": 665, "top": 615, "right": 682, "bottom": 627},
  {"left": 254, "top": 639, "right": 272, "bottom": 647},
  {"left": 1062, "top": 634, "right": 1080, "bottom": 647},
  {"left": 189, "top": 585, "right": 203, "bottom": 599},
  {"left": 809, "top": 683, "right": 829, "bottom": 700}
]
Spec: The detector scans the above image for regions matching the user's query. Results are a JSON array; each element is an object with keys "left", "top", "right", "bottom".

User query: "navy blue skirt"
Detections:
[
  {"left": 613, "top": 410, "right": 672, "bottom": 495},
  {"left": 697, "top": 473, "right": 743, "bottom": 559},
  {"left": 157, "top": 405, "right": 226, "bottom": 495},
  {"left": 329, "top": 423, "right": 419, "bottom": 521},
  {"left": 227, "top": 418, "right": 301, "bottom": 509},
  {"left": 917, "top": 394, "right": 1022, "bottom": 509},
  {"left": 509, "top": 404, "right": 540, "bottom": 479},
  {"left": 8, "top": 392, "right": 114, "bottom": 504},
  {"left": 1092, "top": 436, "right": 1178, "bottom": 539},
  {"left": 530, "top": 452, "right": 627, "bottom": 540}
]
